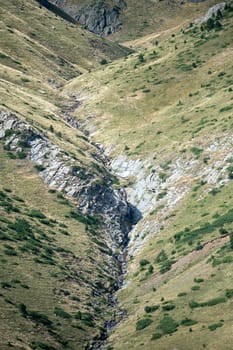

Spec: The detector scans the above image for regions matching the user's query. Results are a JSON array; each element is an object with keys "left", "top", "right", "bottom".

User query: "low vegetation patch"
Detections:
[{"left": 136, "top": 318, "right": 153, "bottom": 330}]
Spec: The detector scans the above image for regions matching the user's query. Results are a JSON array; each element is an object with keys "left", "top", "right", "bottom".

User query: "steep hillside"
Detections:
[
  {"left": 0, "top": 1, "right": 233, "bottom": 350},
  {"left": 63, "top": 3, "right": 233, "bottom": 349},
  {"left": 0, "top": 1, "right": 132, "bottom": 349},
  {"left": 47, "top": 0, "right": 222, "bottom": 40},
  {"left": 0, "top": 0, "right": 130, "bottom": 77}
]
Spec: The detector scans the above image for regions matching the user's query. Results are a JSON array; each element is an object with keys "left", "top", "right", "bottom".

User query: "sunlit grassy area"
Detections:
[
  {"left": 1, "top": 1, "right": 233, "bottom": 349},
  {"left": 0, "top": 143, "right": 116, "bottom": 350},
  {"left": 63, "top": 6, "right": 233, "bottom": 349},
  {"left": 107, "top": 180, "right": 233, "bottom": 350},
  {"left": 66, "top": 6, "right": 233, "bottom": 161}
]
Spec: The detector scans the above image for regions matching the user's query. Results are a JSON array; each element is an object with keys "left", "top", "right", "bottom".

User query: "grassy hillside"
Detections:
[
  {"left": 0, "top": 0, "right": 130, "bottom": 79},
  {"left": 1, "top": 0, "right": 233, "bottom": 350},
  {"left": 0, "top": 144, "right": 116, "bottom": 350},
  {"left": 63, "top": 4, "right": 233, "bottom": 349},
  {"left": 51, "top": 0, "right": 222, "bottom": 41},
  {"left": 0, "top": 1, "right": 131, "bottom": 349},
  {"left": 113, "top": 0, "right": 222, "bottom": 41},
  {"left": 107, "top": 182, "right": 233, "bottom": 350},
  {"left": 65, "top": 5, "right": 233, "bottom": 161}
]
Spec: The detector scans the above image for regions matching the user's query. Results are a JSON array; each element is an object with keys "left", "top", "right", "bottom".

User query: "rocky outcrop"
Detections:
[
  {"left": 193, "top": 2, "right": 226, "bottom": 24},
  {"left": 111, "top": 134, "right": 233, "bottom": 256},
  {"left": 49, "top": 0, "right": 127, "bottom": 36},
  {"left": 0, "top": 109, "right": 137, "bottom": 254}
]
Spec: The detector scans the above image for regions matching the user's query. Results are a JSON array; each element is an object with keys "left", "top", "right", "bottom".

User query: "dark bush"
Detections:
[
  {"left": 100, "top": 58, "right": 108, "bottom": 65},
  {"left": 194, "top": 278, "right": 204, "bottom": 283},
  {"left": 180, "top": 318, "right": 198, "bottom": 326},
  {"left": 19, "top": 303, "right": 27, "bottom": 317},
  {"left": 225, "top": 289, "right": 233, "bottom": 299},
  {"left": 35, "top": 164, "right": 46, "bottom": 172},
  {"left": 208, "top": 322, "right": 223, "bottom": 331},
  {"left": 157, "top": 316, "right": 178, "bottom": 334},
  {"left": 136, "top": 318, "right": 153, "bottom": 330},
  {"left": 31, "top": 341, "right": 56, "bottom": 350},
  {"left": 189, "top": 296, "right": 226, "bottom": 309},
  {"left": 4, "top": 129, "right": 16, "bottom": 138},
  {"left": 17, "top": 151, "right": 27, "bottom": 159},
  {"left": 54, "top": 307, "right": 71, "bottom": 319},
  {"left": 28, "top": 310, "right": 52, "bottom": 327},
  {"left": 139, "top": 259, "right": 150, "bottom": 267},
  {"left": 151, "top": 333, "right": 162, "bottom": 340},
  {"left": 162, "top": 303, "right": 176, "bottom": 311},
  {"left": 191, "top": 285, "right": 200, "bottom": 291},
  {"left": 144, "top": 305, "right": 159, "bottom": 313},
  {"left": 29, "top": 210, "right": 46, "bottom": 219}
]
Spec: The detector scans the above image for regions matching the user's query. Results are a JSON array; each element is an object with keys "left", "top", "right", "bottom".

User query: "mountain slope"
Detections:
[
  {"left": 47, "top": 0, "right": 222, "bottom": 40},
  {"left": 62, "top": 4, "right": 233, "bottom": 349},
  {"left": 0, "top": 1, "right": 233, "bottom": 350},
  {"left": 0, "top": 1, "right": 132, "bottom": 349}
]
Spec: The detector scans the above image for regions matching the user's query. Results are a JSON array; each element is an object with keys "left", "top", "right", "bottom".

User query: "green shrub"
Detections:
[
  {"left": 35, "top": 164, "right": 46, "bottom": 172},
  {"left": 151, "top": 333, "right": 162, "bottom": 340},
  {"left": 162, "top": 303, "right": 176, "bottom": 311},
  {"left": 54, "top": 307, "right": 71, "bottom": 319},
  {"left": 69, "top": 210, "right": 100, "bottom": 227},
  {"left": 190, "top": 147, "right": 203, "bottom": 157},
  {"left": 136, "top": 318, "right": 153, "bottom": 330},
  {"left": 74, "top": 311, "right": 82, "bottom": 320},
  {"left": 208, "top": 322, "right": 223, "bottom": 331},
  {"left": 28, "top": 310, "right": 52, "bottom": 327},
  {"left": 220, "top": 106, "right": 233, "bottom": 113},
  {"left": 144, "top": 305, "right": 159, "bottom": 313},
  {"left": 194, "top": 278, "right": 204, "bottom": 283},
  {"left": 227, "top": 166, "right": 233, "bottom": 179},
  {"left": 17, "top": 151, "right": 27, "bottom": 159},
  {"left": 8, "top": 218, "right": 32, "bottom": 241},
  {"left": 157, "top": 316, "right": 178, "bottom": 334},
  {"left": 4, "top": 129, "right": 16, "bottom": 138},
  {"left": 180, "top": 318, "right": 198, "bottom": 326},
  {"left": 155, "top": 250, "right": 167, "bottom": 263},
  {"left": 138, "top": 53, "right": 145, "bottom": 63},
  {"left": 4, "top": 247, "right": 17, "bottom": 256},
  {"left": 203, "top": 297, "right": 226, "bottom": 307},
  {"left": 29, "top": 210, "right": 46, "bottom": 219},
  {"left": 157, "top": 190, "right": 167, "bottom": 200},
  {"left": 31, "top": 341, "right": 56, "bottom": 350},
  {"left": 189, "top": 296, "right": 226, "bottom": 309},
  {"left": 191, "top": 285, "right": 200, "bottom": 291},
  {"left": 1, "top": 282, "right": 11, "bottom": 288},
  {"left": 148, "top": 265, "right": 154, "bottom": 274},
  {"left": 81, "top": 313, "right": 94, "bottom": 327},
  {"left": 160, "top": 260, "right": 172, "bottom": 274},
  {"left": 139, "top": 259, "right": 150, "bottom": 267},
  {"left": 100, "top": 58, "right": 108, "bottom": 65},
  {"left": 19, "top": 303, "right": 27, "bottom": 317},
  {"left": 225, "top": 289, "right": 233, "bottom": 299},
  {"left": 189, "top": 300, "right": 199, "bottom": 309}
]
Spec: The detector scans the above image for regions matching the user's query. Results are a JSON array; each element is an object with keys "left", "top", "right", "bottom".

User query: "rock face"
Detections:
[
  {"left": 0, "top": 109, "right": 136, "bottom": 253},
  {"left": 50, "top": 0, "right": 127, "bottom": 36},
  {"left": 193, "top": 2, "right": 226, "bottom": 24},
  {"left": 111, "top": 134, "right": 233, "bottom": 256}
]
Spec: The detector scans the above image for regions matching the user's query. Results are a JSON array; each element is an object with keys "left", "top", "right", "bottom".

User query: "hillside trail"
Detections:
[{"left": 122, "top": 23, "right": 185, "bottom": 49}]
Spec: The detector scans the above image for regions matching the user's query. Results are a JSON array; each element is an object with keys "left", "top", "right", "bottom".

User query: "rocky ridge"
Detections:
[
  {"left": 111, "top": 135, "right": 233, "bottom": 256},
  {"left": 0, "top": 109, "right": 137, "bottom": 256},
  {"left": 193, "top": 2, "right": 226, "bottom": 24},
  {"left": 49, "top": 0, "right": 127, "bottom": 36}
]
